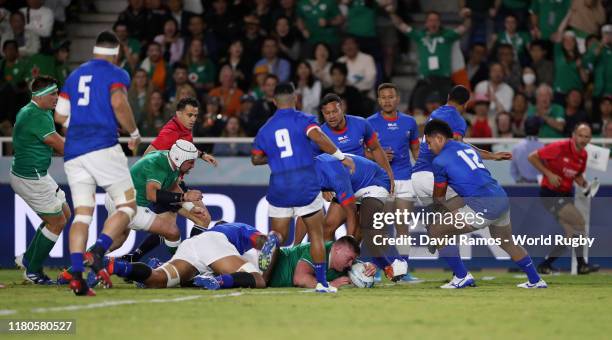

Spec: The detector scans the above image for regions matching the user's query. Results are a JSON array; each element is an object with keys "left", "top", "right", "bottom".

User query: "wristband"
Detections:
[
  {"left": 156, "top": 190, "right": 183, "bottom": 205},
  {"left": 182, "top": 202, "right": 195, "bottom": 211},
  {"left": 130, "top": 129, "right": 141, "bottom": 139},
  {"left": 332, "top": 149, "right": 345, "bottom": 161}
]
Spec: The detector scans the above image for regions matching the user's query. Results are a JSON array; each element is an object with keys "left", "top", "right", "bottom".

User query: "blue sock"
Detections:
[
  {"left": 71, "top": 253, "right": 84, "bottom": 273},
  {"left": 515, "top": 255, "right": 540, "bottom": 284},
  {"left": 112, "top": 260, "right": 133, "bottom": 277},
  {"left": 313, "top": 263, "right": 328, "bottom": 287},
  {"left": 439, "top": 245, "right": 468, "bottom": 279},
  {"left": 216, "top": 274, "right": 234, "bottom": 288},
  {"left": 95, "top": 233, "right": 113, "bottom": 252}
]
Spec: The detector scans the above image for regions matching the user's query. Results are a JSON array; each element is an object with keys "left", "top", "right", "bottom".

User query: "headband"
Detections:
[
  {"left": 31, "top": 84, "right": 58, "bottom": 97},
  {"left": 93, "top": 45, "right": 120, "bottom": 55}
]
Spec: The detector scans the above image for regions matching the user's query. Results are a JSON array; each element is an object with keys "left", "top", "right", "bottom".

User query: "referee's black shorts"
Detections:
[{"left": 539, "top": 187, "right": 574, "bottom": 216}]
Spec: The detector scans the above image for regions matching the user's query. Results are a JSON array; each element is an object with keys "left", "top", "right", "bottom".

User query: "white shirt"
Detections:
[
  {"left": 1, "top": 30, "right": 40, "bottom": 57},
  {"left": 474, "top": 80, "right": 514, "bottom": 114},
  {"left": 20, "top": 6, "right": 54, "bottom": 38},
  {"left": 182, "top": 0, "right": 203, "bottom": 14},
  {"left": 43, "top": 0, "right": 72, "bottom": 23},
  {"left": 337, "top": 51, "right": 377, "bottom": 96},
  {"left": 298, "top": 80, "right": 322, "bottom": 115}
]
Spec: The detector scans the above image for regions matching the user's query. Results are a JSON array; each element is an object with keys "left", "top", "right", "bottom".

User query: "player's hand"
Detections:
[
  {"left": 363, "top": 262, "right": 377, "bottom": 277},
  {"left": 128, "top": 136, "right": 141, "bottom": 153},
  {"left": 493, "top": 152, "right": 512, "bottom": 161},
  {"left": 546, "top": 173, "right": 562, "bottom": 188},
  {"left": 330, "top": 276, "right": 352, "bottom": 288},
  {"left": 384, "top": 148, "right": 394, "bottom": 162},
  {"left": 183, "top": 190, "right": 203, "bottom": 202},
  {"left": 318, "top": 18, "right": 327, "bottom": 27},
  {"left": 341, "top": 156, "right": 356, "bottom": 174},
  {"left": 389, "top": 179, "right": 395, "bottom": 196},
  {"left": 191, "top": 206, "right": 206, "bottom": 215},
  {"left": 322, "top": 191, "right": 335, "bottom": 202},
  {"left": 201, "top": 152, "right": 219, "bottom": 167}
]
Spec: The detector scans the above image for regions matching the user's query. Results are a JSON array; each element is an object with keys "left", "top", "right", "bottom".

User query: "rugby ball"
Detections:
[{"left": 348, "top": 262, "right": 374, "bottom": 288}]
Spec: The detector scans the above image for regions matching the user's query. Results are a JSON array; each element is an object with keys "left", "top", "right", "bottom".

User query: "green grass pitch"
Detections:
[{"left": 0, "top": 269, "right": 611, "bottom": 339}]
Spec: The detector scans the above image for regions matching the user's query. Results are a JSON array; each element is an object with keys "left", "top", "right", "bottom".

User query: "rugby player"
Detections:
[
  {"left": 54, "top": 31, "right": 141, "bottom": 296},
  {"left": 425, "top": 119, "right": 547, "bottom": 288},
  {"left": 11, "top": 76, "right": 71, "bottom": 284},
  {"left": 107, "top": 222, "right": 268, "bottom": 289},
  {"left": 251, "top": 82, "right": 355, "bottom": 293},
  {"left": 528, "top": 123, "right": 600, "bottom": 274}
]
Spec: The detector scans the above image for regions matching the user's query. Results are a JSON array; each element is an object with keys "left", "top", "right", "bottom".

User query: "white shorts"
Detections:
[
  {"left": 456, "top": 205, "right": 511, "bottom": 229},
  {"left": 411, "top": 171, "right": 457, "bottom": 203},
  {"left": 394, "top": 179, "right": 415, "bottom": 198},
  {"left": 104, "top": 195, "right": 155, "bottom": 231},
  {"left": 268, "top": 193, "right": 324, "bottom": 218},
  {"left": 10, "top": 173, "right": 66, "bottom": 215},
  {"left": 171, "top": 231, "right": 243, "bottom": 274},
  {"left": 64, "top": 144, "right": 134, "bottom": 207},
  {"left": 354, "top": 185, "right": 390, "bottom": 203}
]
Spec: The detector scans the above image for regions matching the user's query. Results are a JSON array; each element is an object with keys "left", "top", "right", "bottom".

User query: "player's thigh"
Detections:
[
  {"left": 209, "top": 255, "right": 251, "bottom": 275},
  {"left": 325, "top": 202, "right": 346, "bottom": 230},
  {"left": 148, "top": 212, "right": 180, "bottom": 240},
  {"left": 557, "top": 203, "right": 585, "bottom": 232},
  {"left": 161, "top": 259, "right": 199, "bottom": 287},
  {"left": 84, "top": 145, "right": 135, "bottom": 205},
  {"left": 10, "top": 173, "right": 66, "bottom": 216}
]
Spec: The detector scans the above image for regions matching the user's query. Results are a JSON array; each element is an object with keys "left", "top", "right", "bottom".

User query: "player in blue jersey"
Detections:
[
  {"left": 105, "top": 222, "right": 268, "bottom": 289},
  {"left": 425, "top": 119, "right": 547, "bottom": 289},
  {"left": 251, "top": 83, "right": 355, "bottom": 293},
  {"left": 54, "top": 31, "right": 141, "bottom": 296}
]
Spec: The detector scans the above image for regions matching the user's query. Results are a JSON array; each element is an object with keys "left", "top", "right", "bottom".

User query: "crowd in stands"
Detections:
[{"left": 0, "top": 0, "right": 612, "bottom": 157}]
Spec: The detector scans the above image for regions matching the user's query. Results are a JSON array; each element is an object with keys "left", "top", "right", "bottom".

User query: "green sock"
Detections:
[
  {"left": 164, "top": 238, "right": 181, "bottom": 255},
  {"left": 24, "top": 224, "right": 59, "bottom": 273}
]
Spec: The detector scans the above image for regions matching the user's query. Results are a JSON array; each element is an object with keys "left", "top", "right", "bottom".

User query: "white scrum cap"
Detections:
[{"left": 169, "top": 139, "right": 198, "bottom": 168}]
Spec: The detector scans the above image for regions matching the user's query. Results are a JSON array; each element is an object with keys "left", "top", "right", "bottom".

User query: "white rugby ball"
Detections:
[{"left": 348, "top": 262, "right": 374, "bottom": 288}]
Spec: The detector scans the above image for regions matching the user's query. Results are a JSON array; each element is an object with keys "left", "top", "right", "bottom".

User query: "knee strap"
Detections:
[
  {"left": 73, "top": 214, "right": 93, "bottom": 225},
  {"left": 117, "top": 206, "right": 136, "bottom": 221},
  {"left": 160, "top": 263, "right": 181, "bottom": 288}
]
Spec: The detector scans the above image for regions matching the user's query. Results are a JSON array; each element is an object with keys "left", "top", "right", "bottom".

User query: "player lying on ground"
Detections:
[
  {"left": 106, "top": 222, "right": 268, "bottom": 289},
  {"left": 54, "top": 31, "right": 141, "bottom": 296},
  {"left": 528, "top": 123, "right": 600, "bottom": 274},
  {"left": 126, "top": 97, "right": 216, "bottom": 262},
  {"left": 425, "top": 119, "right": 547, "bottom": 289},
  {"left": 11, "top": 76, "right": 72, "bottom": 284},
  {"left": 252, "top": 82, "right": 355, "bottom": 293},
  {"left": 267, "top": 236, "right": 376, "bottom": 289}
]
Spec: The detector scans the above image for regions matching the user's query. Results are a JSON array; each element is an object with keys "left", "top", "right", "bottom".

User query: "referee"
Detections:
[{"left": 528, "top": 123, "right": 599, "bottom": 274}]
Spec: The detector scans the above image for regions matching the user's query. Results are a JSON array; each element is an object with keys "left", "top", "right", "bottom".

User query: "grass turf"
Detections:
[{"left": 0, "top": 269, "right": 611, "bottom": 339}]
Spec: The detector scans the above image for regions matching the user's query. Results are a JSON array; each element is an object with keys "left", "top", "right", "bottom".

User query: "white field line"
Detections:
[{"left": 0, "top": 309, "right": 17, "bottom": 315}]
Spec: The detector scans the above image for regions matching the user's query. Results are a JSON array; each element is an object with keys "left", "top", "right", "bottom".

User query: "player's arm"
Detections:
[
  {"left": 528, "top": 150, "right": 561, "bottom": 187},
  {"left": 251, "top": 149, "right": 268, "bottom": 165},
  {"left": 308, "top": 127, "right": 355, "bottom": 173},
  {"left": 342, "top": 201, "right": 359, "bottom": 238},
  {"left": 293, "top": 260, "right": 351, "bottom": 288},
  {"left": 43, "top": 132, "right": 65, "bottom": 156},
  {"left": 456, "top": 134, "right": 511, "bottom": 160},
  {"left": 198, "top": 150, "right": 218, "bottom": 167},
  {"left": 144, "top": 144, "right": 157, "bottom": 155},
  {"left": 145, "top": 181, "right": 202, "bottom": 204},
  {"left": 111, "top": 86, "right": 140, "bottom": 152},
  {"left": 410, "top": 140, "right": 420, "bottom": 160},
  {"left": 367, "top": 136, "right": 395, "bottom": 194},
  {"left": 574, "top": 174, "right": 588, "bottom": 188}
]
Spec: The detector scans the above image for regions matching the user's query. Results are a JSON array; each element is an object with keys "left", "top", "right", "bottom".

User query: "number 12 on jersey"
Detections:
[
  {"left": 275, "top": 129, "right": 293, "bottom": 158},
  {"left": 457, "top": 148, "right": 485, "bottom": 170}
]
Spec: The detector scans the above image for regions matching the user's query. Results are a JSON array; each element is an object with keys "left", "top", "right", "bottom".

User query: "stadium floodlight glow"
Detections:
[{"left": 93, "top": 46, "right": 120, "bottom": 55}]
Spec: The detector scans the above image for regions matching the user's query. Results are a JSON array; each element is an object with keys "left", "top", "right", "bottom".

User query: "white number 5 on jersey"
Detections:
[
  {"left": 275, "top": 129, "right": 293, "bottom": 158},
  {"left": 457, "top": 148, "right": 485, "bottom": 170},
  {"left": 77, "top": 75, "right": 93, "bottom": 106}
]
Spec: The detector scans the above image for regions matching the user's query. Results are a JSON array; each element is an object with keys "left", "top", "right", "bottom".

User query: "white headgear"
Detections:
[{"left": 169, "top": 140, "right": 198, "bottom": 168}]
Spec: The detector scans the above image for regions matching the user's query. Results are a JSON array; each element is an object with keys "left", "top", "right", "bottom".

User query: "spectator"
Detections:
[
  {"left": 273, "top": 16, "right": 301, "bottom": 62},
  {"left": 470, "top": 93, "right": 493, "bottom": 141},
  {"left": 491, "top": 14, "right": 530, "bottom": 65},
  {"left": 241, "top": 15, "right": 264, "bottom": 69},
  {"left": 510, "top": 92, "right": 529, "bottom": 137},
  {"left": 527, "top": 84, "right": 565, "bottom": 138},
  {"left": 209, "top": 64, "right": 244, "bottom": 117},
  {"left": 237, "top": 94, "right": 255, "bottom": 126},
  {"left": 510, "top": 116, "right": 543, "bottom": 183},
  {"left": 145, "top": 0, "right": 170, "bottom": 40},
  {"left": 563, "top": 89, "right": 589, "bottom": 136},
  {"left": 475, "top": 62, "right": 514, "bottom": 115},
  {"left": 272, "top": 0, "right": 297, "bottom": 24},
  {"left": 603, "top": 121, "right": 612, "bottom": 151},
  {"left": 140, "top": 42, "right": 169, "bottom": 91},
  {"left": 185, "top": 16, "right": 219, "bottom": 62},
  {"left": 167, "top": 0, "right": 194, "bottom": 36},
  {"left": 551, "top": 29, "right": 587, "bottom": 105},
  {"left": 117, "top": 0, "right": 150, "bottom": 42},
  {"left": 493, "top": 112, "right": 514, "bottom": 152},
  {"left": 0, "top": 2, "right": 9, "bottom": 36},
  {"left": 593, "top": 96, "right": 612, "bottom": 135},
  {"left": 246, "top": 74, "right": 278, "bottom": 136},
  {"left": 194, "top": 97, "right": 224, "bottom": 152},
  {"left": 1, "top": 11, "right": 39, "bottom": 57},
  {"left": 466, "top": 42, "right": 489, "bottom": 89},
  {"left": 496, "top": 43, "right": 522, "bottom": 90},
  {"left": 321, "top": 62, "right": 367, "bottom": 117},
  {"left": 212, "top": 116, "right": 251, "bottom": 156},
  {"left": 424, "top": 92, "right": 443, "bottom": 116},
  {"left": 345, "top": 0, "right": 379, "bottom": 60},
  {"left": 206, "top": 0, "right": 241, "bottom": 52},
  {"left": 387, "top": 7, "right": 472, "bottom": 113},
  {"left": 567, "top": 0, "right": 606, "bottom": 53},
  {"left": 250, "top": 64, "right": 268, "bottom": 99},
  {"left": 528, "top": 40, "right": 554, "bottom": 86},
  {"left": 28, "top": 39, "right": 71, "bottom": 84},
  {"left": 184, "top": 39, "right": 216, "bottom": 95},
  {"left": 20, "top": 0, "right": 54, "bottom": 38},
  {"left": 337, "top": 36, "right": 377, "bottom": 99},
  {"left": 296, "top": 0, "right": 343, "bottom": 51},
  {"left": 114, "top": 21, "right": 141, "bottom": 75},
  {"left": 0, "top": 40, "right": 29, "bottom": 128},
  {"left": 584, "top": 25, "right": 612, "bottom": 110},
  {"left": 252, "top": 0, "right": 275, "bottom": 33},
  {"left": 128, "top": 68, "right": 153, "bottom": 125},
  {"left": 164, "top": 62, "right": 190, "bottom": 103},
  {"left": 529, "top": 0, "right": 571, "bottom": 40},
  {"left": 492, "top": 0, "right": 531, "bottom": 33},
  {"left": 219, "top": 40, "right": 252, "bottom": 92},
  {"left": 169, "top": 83, "right": 198, "bottom": 112},
  {"left": 520, "top": 66, "right": 537, "bottom": 101},
  {"left": 183, "top": 0, "right": 203, "bottom": 14},
  {"left": 140, "top": 90, "right": 170, "bottom": 137},
  {"left": 308, "top": 42, "right": 332, "bottom": 88},
  {"left": 154, "top": 17, "right": 185, "bottom": 66},
  {"left": 44, "top": 0, "right": 71, "bottom": 37},
  {"left": 294, "top": 60, "right": 321, "bottom": 115},
  {"left": 254, "top": 37, "right": 291, "bottom": 83}
]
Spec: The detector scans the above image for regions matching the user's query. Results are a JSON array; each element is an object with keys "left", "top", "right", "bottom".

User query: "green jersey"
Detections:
[
  {"left": 297, "top": 0, "right": 341, "bottom": 45},
  {"left": 29, "top": 54, "right": 70, "bottom": 85},
  {"left": 268, "top": 242, "right": 346, "bottom": 288},
  {"left": 584, "top": 43, "right": 612, "bottom": 97},
  {"left": 498, "top": 31, "right": 531, "bottom": 58},
  {"left": 346, "top": 0, "right": 376, "bottom": 38},
  {"left": 527, "top": 103, "right": 566, "bottom": 138},
  {"left": 530, "top": 0, "right": 571, "bottom": 40},
  {"left": 11, "top": 102, "right": 56, "bottom": 179},
  {"left": 187, "top": 60, "right": 216, "bottom": 87},
  {"left": 131, "top": 151, "right": 180, "bottom": 206},
  {"left": 553, "top": 43, "right": 583, "bottom": 94},
  {"left": 406, "top": 28, "right": 460, "bottom": 78},
  {"left": 1, "top": 59, "right": 29, "bottom": 85}
]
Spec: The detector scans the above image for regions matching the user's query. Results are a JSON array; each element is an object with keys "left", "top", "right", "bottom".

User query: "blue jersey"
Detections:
[
  {"left": 316, "top": 115, "right": 376, "bottom": 157},
  {"left": 413, "top": 105, "right": 467, "bottom": 173},
  {"left": 252, "top": 108, "right": 321, "bottom": 207},
  {"left": 315, "top": 154, "right": 390, "bottom": 205},
  {"left": 204, "top": 222, "right": 260, "bottom": 255},
  {"left": 367, "top": 112, "right": 419, "bottom": 180},
  {"left": 432, "top": 140, "right": 508, "bottom": 219},
  {"left": 61, "top": 59, "right": 131, "bottom": 161}
]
